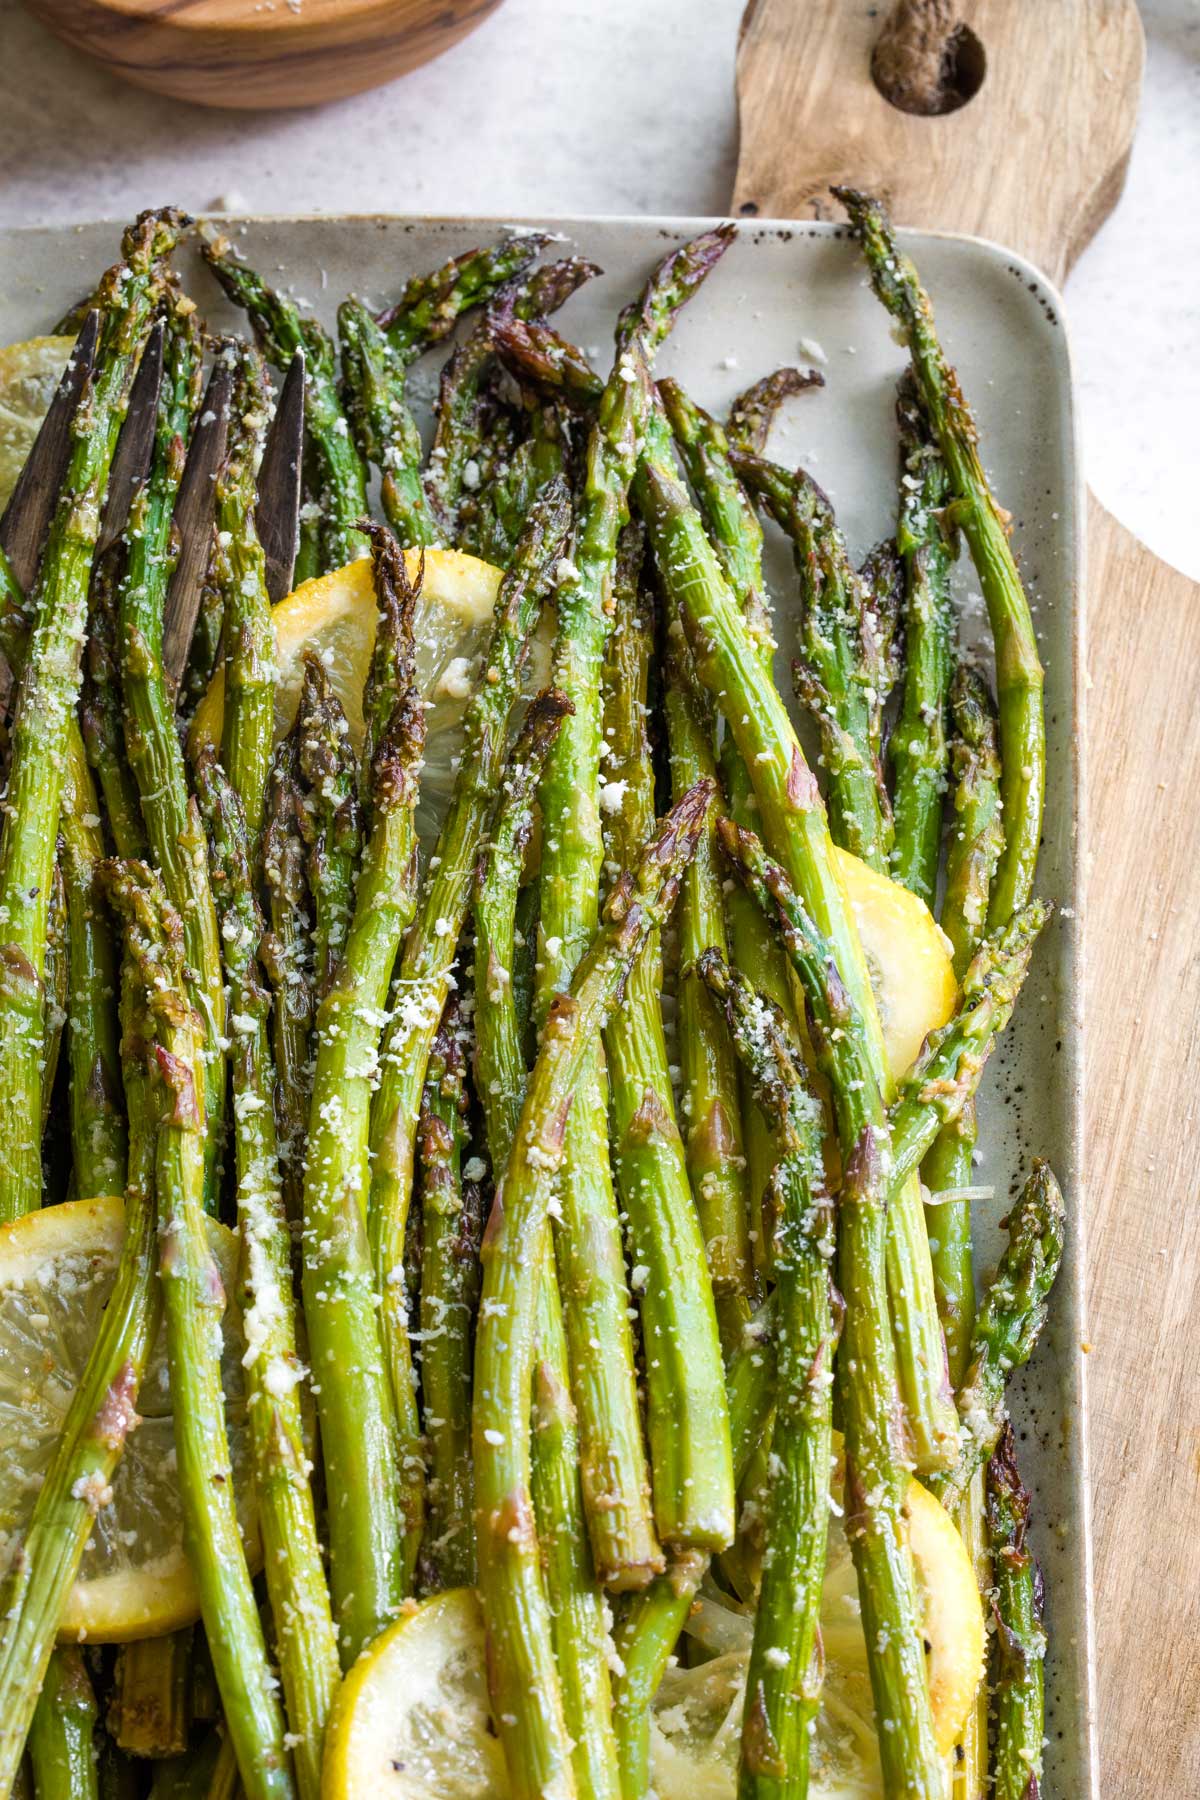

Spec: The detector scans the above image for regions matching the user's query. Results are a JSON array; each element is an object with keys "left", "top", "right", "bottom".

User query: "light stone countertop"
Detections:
[{"left": 0, "top": 0, "right": 1196, "bottom": 577}]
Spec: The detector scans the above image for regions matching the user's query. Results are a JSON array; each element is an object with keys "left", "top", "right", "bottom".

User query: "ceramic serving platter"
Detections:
[{"left": 0, "top": 214, "right": 1090, "bottom": 1795}]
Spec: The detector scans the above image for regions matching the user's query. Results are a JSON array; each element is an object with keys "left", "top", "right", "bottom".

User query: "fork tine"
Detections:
[
  {"left": 0, "top": 310, "right": 99, "bottom": 593},
  {"left": 162, "top": 358, "right": 233, "bottom": 696},
  {"left": 256, "top": 349, "right": 305, "bottom": 607},
  {"left": 95, "top": 318, "right": 165, "bottom": 559}
]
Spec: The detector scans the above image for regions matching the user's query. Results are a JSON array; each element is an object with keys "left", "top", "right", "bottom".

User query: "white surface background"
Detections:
[{"left": 0, "top": 0, "right": 1196, "bottom": 577}]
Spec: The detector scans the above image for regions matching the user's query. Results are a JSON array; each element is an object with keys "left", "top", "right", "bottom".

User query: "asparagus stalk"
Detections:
[
  {"left": 81, "top": 552, "right": 148, "bottom": 859},
  {"left": 454, "top": 408, "right": 521, "bottom": 562},
  {"left": 986, "top": 1422, "right": 1047, "bottom": 1800},
  {"left": 935, "top": 1161, "right": 1065, "bottom": 1512},
  {"left": 730, "top": 419, "right": 906, "bottom": 884},
  {"left": 722, "top": 820, "right": 1046, "bottom": 1232},
  {"left": 511, "top": 881, "right": 540, "bottom": 1060},
  {"left": 338, "top": 300, "right": 439, "bottom": 548},
  {"left": 216, "top": 342, "right": 276, "bottom": 839},
  {"left": 0, "top": 895, "right": 162, "bottom": 1792},
  {"left": 729, "top": 447, "right": 830, "bottom": 544},
  {"left": 923, "top": 666, "right": 1004, "bottom": 1382},
  {"left": 656, "top": 376, "right": 804, "bottom": 1283},
  {"left": 99, "top": 1739, "right": 140, "bottom": 1800},
  {"left": 259, "top": 732, "right": 315, "bottom": 1224},
  {"left": 610, "top": 1551, "right": 704, "bottom": 1799},
  {"left": 529, "top": 1321, "right": 622, "bottom": 1800},
  {"left": 294, "top": 656, "right": 362, "bottom": 998},
  {"left": 481, "top": 344, "right": 595, "bottom": 568},
  {"left": 831, "top": 871, "right": 1036, "bottom": 1800},
  {"left": 661, "top": 602, "right": 756, "bottom": 1344},
  {"left": 601, "top": 548, "right": 734, "bottom": 1552},
  {"left": 300, "top": 523, "right": 425, "bottom": 1661},
  {"left": 106, "top": 862, "right": 295, "bottom": 1798},
  {"left": 725, "top": 366, "right": 823, "bottom": 454},
  {"left": 194, "top": 748, "right": 339, "bottom": 1800},
  {"left": 292, "top": 467, "right": 322, "bottom": 588},
  {"left": 60, "top": 739, "right": 127, "bottom": 1198},
  {"left": 835, "top": 186, "right": 1046, "bottom": 929},
  {"left": 913, "top": 703, "right": 1045, "bottom": 1796},
  {"left": 118, "top": 299, "right": 226, "bottom": 1210},
  {"left": 111, "top": 1634, "right": 191, "bottom": 1758},
  {"left": 527, "top": 1274, "right": 622, "bottom": 1800},
  {"left": 146, "top": 1725, "right": 237, "bottom": 1800},
  {"left": 188, "top": 1636, "right": 219, "bottom": 1728},
  {"left": 634, "top": 399, "right": 959, "bottom": 1473},
  {"left": 888, "top": 371, "right": 957, "bottom": 908},
  {"left": 40, "top": 855, "right": 68, "bottom": 1134},
  {"left": 473, "top": 780, "right": 712, "bottom": 1800},
  {"left": 859, "top": 534, "right": 905, "bottom": 763},
  {"left": 416, "top": 1000, "right": 480, "bottom": 1590},
  {"left": 659, "top": 377, "right": 776, "bottom": 666},
  {"left": 698, "top": 951, "right": 838, "bottom": 1800},
  {"left": 0, "top": 210, "right": 180, "bottom": 1221},
  {"left": 950, "top": 1471, "right": 990, "bottom": 1800},
  {"left": 609, "top": 1301, "right": 778, "bottom": 1792},
  {"left": 788, "top": 481, "right": 900, "bottom": 873},
  {"left": 710, "top": 823, "right": 948, "bottom": 1794},
  {"left": 492, "top": 315, "right": 605, "bottom": 411},
  {"left": 424, "top": 325, "right": 501, "bottom": 544},
  {"left": 356, "top": 248, "right": 579, "bottom": 553},
  {"left": 533, "top": 229, "right": 732, "bottom": 1585},
  {"left": 912, "top": 669, "right": 1004, "bottom": 1800},
  {"left": 367, "top": 481, "right": 571, "bottom": 1575},
  {"left": 890, "top": 911, "right": 1047, "bottom": 1151},
  {"left": 374, "top": 234, "right": 550, "bottom": 357},
  {"left": 472, "top": 703, "right": 569, "bottom": 1163},
  {"left": 473, "top": 413, "right": 569, "bottom": 568},
  {"left": 200, "top": 229, "right": 370, "bottom": 570},
  {"left": 0, "top": 540, "right": 26, "bottom": 708},
  {"left": 720, "top": 823, "right": 1048, "bottom": 1798},
  {"left": 129, "top": 1641, "right": 193, "bottom": 1760},
  {"left": 472, "top": 695, "right": 621, "bottom": 1800},
  {"left": 941, "top": 665, "right": 1006, "bottom": 981},
  {"left": 427, "top": 257, "right": 598, "bottom": 541},
  {"left": 27, "top": 1648, "right": 99, "bottom": 1800}
]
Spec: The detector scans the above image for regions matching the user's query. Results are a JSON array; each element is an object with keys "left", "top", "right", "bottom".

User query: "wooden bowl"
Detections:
[{"left": 23, "top": 0, "right": 505, "bottom": 110}]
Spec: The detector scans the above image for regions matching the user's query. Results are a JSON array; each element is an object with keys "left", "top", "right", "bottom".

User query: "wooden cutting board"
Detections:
[{"left": 734, "top": 1, "right": 1200, "bottom": 1789}]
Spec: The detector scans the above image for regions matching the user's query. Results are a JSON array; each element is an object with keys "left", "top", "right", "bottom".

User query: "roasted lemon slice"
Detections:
[
  {"left": 321, "top": 1474, "right": 982, "bottom": 1799},
  {"left": 190, "top": 549, "right": 552, "bottom": 848},
  {"left": 0, "top": 1196, "right": 258, "bottom": 1642},
  {"left": 322, "top": 1589, "right": 508, "bottom": 1800},
  {"left": 834, "top": 847, "right": 957, "bottom": 1084},
  {"left": 0, "top": 335, "right": 76, "bottom": 513}
]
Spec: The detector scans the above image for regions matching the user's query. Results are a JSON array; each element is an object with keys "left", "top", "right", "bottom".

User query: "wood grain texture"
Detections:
[
  {"left": 1085, "top": 499, "right": 1200, "bottom": 1790},
  {"left": 734, "top": 0, "right": 1144, "bottom": 279},
  {"left": 22, "top": 0, "right": 504, "bottom": 110},
  {"left": 735, "top": 1, "right": 1200, "bottom": 1791}
]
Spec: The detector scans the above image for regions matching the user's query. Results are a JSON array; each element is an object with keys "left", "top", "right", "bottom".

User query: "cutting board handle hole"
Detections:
[{"left": 871, "top": 4, "right": 986, "bottom": 116}]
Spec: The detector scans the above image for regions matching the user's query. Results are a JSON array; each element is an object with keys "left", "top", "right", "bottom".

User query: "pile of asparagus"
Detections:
[{"left": 0, "top": 195, "right": 1064, "bottom": 1800}]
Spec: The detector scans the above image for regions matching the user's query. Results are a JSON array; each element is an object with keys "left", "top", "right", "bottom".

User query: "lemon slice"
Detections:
[
  {"left": 322, "top": 1476, "right": 982, "bottom": 1799},
  {"left": 323, "top": 1589, "right": 509, "bottom": 1799},
  {"left": 0, "top": 335, "right": 76, "bottom": 513},
  {"left": 834, "top": 848, "right": 957, "bottom": 1085},
  {"left": 190, "top": 549, "right": 553, "bottom": 848},
  {"left": 0, "top": 1196, "right": 258, "bottom": 1642}
]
